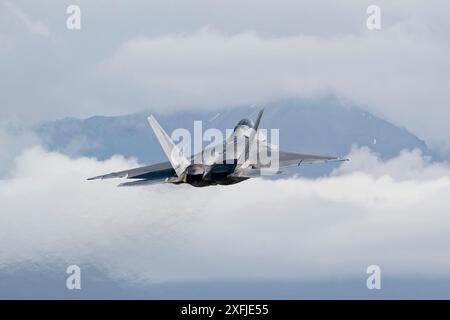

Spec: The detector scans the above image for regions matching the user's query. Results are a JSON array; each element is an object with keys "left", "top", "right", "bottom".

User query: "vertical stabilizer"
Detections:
[
  {"left": 238, "top": 108, "right": 264, "bottom": 168},
  {"left": 147, "top": 115, "right": 191, "bottom": 177}
]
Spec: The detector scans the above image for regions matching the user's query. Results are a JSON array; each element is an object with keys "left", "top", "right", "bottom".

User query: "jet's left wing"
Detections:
[{"left": 87, "top": 160, "right": 177, "bottom": 186}]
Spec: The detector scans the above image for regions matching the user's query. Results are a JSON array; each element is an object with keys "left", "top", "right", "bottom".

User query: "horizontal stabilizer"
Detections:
[
  {"left": 231, "top": 167, "right": 282, "bottom": 178},
  {"left": 87, "top": 172, "right": 128, "bottom": 180},
  {"left": 118, "top": 178, "right": 169, "bottom": 187}
]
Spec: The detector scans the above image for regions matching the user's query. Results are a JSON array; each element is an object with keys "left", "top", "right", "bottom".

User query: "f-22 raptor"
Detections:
[{"left": 88, "top": 110, "right": 347, "bottom": 187}]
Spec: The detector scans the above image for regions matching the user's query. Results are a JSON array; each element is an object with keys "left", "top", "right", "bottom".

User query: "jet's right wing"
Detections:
[
  {"left": 231, "top": 147, "right": 348, "bottom": 178},
  {"left": 277, "top": 150, "right": 348, "bottom": 168}
]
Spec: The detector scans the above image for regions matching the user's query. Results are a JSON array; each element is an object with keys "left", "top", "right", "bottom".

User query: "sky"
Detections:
[
  {"left": 0, "top": 0, "right": 449, "bottom": 153},
  {"left": 1, "top": 0, "right": 450, "bottom": 298}
]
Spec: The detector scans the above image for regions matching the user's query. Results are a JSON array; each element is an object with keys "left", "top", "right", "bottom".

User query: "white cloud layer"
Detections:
[
  {"left": 0, "top": 121, "right": 39, "bottom": 177},
  {"left": 1, "top": 146, "right": 450, "bottom": 283}
]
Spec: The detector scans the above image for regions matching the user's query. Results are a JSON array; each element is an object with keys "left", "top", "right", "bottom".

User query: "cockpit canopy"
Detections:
[{"left": 234, "top": 118, "right": 254, "bottom": 131}]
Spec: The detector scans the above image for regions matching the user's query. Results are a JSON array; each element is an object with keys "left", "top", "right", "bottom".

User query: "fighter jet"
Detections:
[{"left": 88, "top": 110, "right": 347, "bottom": 187}]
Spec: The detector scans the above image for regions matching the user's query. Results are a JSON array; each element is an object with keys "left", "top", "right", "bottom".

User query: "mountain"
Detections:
[{"left": 35, "top": 99, "right": 431, "bottom": 177}]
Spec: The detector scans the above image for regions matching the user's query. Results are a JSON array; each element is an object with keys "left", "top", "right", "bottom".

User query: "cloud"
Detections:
[
  {"left": 100, "top": 26, "right": 450, "bottom": 153},
  {"left": 3, "top": 1, "right": 50, "bottom": 37},
  {"left": 1, "top": 0, "right": 450, "bottom": 155},
  {"left": 1, "top": 146, "right": 450, "bottom": 284},
  {"left": 0, "top": 121, "right": 40, "bottom": 177},
  {"left": 334, "top": 146, "right": 450, "bottom": 180}
]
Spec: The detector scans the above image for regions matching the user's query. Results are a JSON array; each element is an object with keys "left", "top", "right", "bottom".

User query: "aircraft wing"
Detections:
[
  {"left": 87, "top": 161, "right": 176, "bottom": 182},
  {"left": 277, "top": 150, "right": 348, "bottom": 168},
  {"left": 231, "top": 148, "right": 348, "bottom": 178}
]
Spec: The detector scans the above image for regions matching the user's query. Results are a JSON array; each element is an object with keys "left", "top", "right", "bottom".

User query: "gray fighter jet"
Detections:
[{"left": 88, "top": 110, "right": 347, "bottom": 187}]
